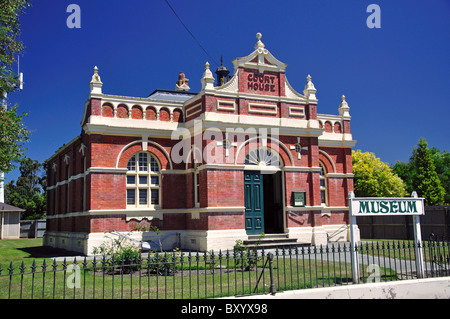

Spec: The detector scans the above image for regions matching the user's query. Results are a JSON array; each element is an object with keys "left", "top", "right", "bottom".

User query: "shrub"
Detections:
[
  {"left": 92, "top": 233, "right": 141, "bottom": 273},
  {"left": 147, "top": 252, "right": 179, "bottom": 276},
  {"left": 233, "top": 233, "right": 265, "bottom": 271}
]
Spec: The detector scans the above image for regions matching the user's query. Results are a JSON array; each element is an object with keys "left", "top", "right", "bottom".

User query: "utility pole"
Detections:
[{"left": 0, "top": 91, "right": 6, "bottom": 203}]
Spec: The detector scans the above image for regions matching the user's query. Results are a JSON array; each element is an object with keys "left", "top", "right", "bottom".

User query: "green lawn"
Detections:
[
  {"left": 0, "top": 238, "right": 414, "bottom": 299},
  {"left": 360, "top": 239, "right": 450, "bottom": 263},
  {"left": 0, "top": 238, "right": 47, "bottom": 265},
  {"left": 0, "top": 253, "right": 366, "bottom": 299},
  {"left": 0, "top": 239, "right": 359, "bottom": 299}
]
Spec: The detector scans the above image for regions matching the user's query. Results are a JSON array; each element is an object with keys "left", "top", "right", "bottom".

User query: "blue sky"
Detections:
[{"left": 5, "top": 0, "right": 450, "bottom": 183}]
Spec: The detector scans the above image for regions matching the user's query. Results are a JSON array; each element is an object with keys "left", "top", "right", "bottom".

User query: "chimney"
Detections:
[{"left": 175, "top": 72, "right": 190, "bottom": 91}]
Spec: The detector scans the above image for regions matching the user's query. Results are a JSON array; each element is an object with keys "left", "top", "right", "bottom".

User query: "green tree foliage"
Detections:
[
  {"left": 352, "top": 150, "right": 407, "bottom": 198},
  {"left": 0, "top": 0, "right": 31, "bottom": 92},
  {"left": 411, "top": 138, "right": 445, "bottom": 205},
  {"left": 0, "top": 104, "right": 30, "bottom": 173},
  {"left": 5, "top": 157, "right": 46, "bottom": 219},
  {"left": 0, "top": 0, "right": 31, "bottom": 174},
  {"left": 392, "top": 138, "right": 447, "bottom": 205},
  {"left": 430, "top": 147, "right": 450, "bottom": 204},
  {"left": 390, "top": 160, "right": 414, "bottom": 195}
]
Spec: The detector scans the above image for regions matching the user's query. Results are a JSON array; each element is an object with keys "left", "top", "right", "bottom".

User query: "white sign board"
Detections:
[
  {"left": 348, "top": 192, "right": 425, "bottom": 283},
  {"left": 349, "top": 197, "right": 425, "bottom": 217}
]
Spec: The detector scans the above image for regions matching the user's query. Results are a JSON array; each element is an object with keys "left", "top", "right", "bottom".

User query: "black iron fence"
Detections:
[{"left": 1, "top": 238, "right": 449, "bottom": 299}]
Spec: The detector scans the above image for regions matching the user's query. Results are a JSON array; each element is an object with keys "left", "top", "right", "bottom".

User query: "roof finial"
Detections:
[
  {"left": 201, "top": 61, "right": 215, "bottom": 90},
  {"left": 89, "top": 65, "right": 103, "bottom": 95},
  {"left": 91, "top": 66, "right": 102, "bottom": 83},
  {"left": 340, "top": 95, "right": 348, "bottom": 108},
  {"left": 338, "top": 94, "right": 351, "bottom": 117},
  {"left": 303, "top": 74, "right": 317, "bottom": 103},
  {"left": 255, "top": 32, "right": 265, "bottom": 49},
  {"left": 304, "top": 74, "right": 316, "bottom": 91}
]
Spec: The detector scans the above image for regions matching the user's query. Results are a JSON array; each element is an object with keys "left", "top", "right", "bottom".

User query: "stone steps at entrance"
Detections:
[{"left": 244, "top": 233, "right": 308, "bottom": 250}]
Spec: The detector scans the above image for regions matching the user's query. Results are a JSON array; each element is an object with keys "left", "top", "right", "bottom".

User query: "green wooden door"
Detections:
[{"left": 244, "top": 171, "right": 264, "bottom": 235}]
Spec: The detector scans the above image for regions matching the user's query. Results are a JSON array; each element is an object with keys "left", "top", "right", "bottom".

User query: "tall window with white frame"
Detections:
[
  {"left": 66, "top": 164, "right": 70, "bottom": 213},
  {"left": 319, "top": 162, "right": 328, "bottom": 206},
  {"left": 82, "top": 157, "right": 86, "bottom": 211},
  {"left": 53, "top": 168, "right": 57, "bottom": 215},
  {"left": 193, "top": 161, "right": 200, "bottom": 207},
  {"left": 126, "top": 152, "right": 161, "bottom": 208}
]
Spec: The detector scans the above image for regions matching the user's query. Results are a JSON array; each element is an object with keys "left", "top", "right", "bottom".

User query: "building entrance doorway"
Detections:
[
  {"left": 263, "top": 171, "right": 283, "bottom": 234},
  {"left": 243, "top": 147, "right": 284, "bottom": 235},
  {"left": 244, "top": 170, "right": 284, "bottom": 235}
]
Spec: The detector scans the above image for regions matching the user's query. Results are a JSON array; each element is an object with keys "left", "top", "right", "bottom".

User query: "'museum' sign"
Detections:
[
  {"left": 349, "top": 198, "right": 425, "bottom": 217},
  {"left": 348, "top": 193, "right": 426, "bottom": 283}
]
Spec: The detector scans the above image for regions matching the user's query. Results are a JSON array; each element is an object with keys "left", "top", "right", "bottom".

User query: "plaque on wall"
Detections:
[{"left": 292, "top": 191, "right": 306, "bottom": 207}]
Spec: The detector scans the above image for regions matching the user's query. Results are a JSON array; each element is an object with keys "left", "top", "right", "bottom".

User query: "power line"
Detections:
[{"left": 164, "top": 0, "right": 219, "bottom": 67}]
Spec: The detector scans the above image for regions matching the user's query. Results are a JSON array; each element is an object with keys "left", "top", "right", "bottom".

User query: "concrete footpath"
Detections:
[{"left": 226, "top": 277, "right": 450, "bottom": 299}]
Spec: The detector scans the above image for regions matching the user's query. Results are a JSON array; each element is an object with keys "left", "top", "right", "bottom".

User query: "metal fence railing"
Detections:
[{"left": 1, "top": 238, "right": 449, "bottom": 299}]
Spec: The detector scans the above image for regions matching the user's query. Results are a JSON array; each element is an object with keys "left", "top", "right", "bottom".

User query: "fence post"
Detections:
[{"left": 267, "top": 252, "right": 276, "bottom": 295}]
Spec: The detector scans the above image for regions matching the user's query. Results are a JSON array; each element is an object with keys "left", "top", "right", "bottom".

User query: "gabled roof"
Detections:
[{"left": 0, "top": 202, "right": 25, "bottom": 212}]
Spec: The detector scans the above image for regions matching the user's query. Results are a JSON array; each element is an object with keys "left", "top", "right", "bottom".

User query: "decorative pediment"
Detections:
[
  {"left": 196, "top": 33, "right": 315, "bottom": 104},
  {"left": 232, "top": 33, "right": 287, "bottom": 74}
]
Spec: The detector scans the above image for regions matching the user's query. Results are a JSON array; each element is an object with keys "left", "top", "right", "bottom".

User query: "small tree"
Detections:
[
  {"left": 410, "top": 138, "right": 445, "bottom": 206},
  {"left": 352, "top": 150, "right": 407, "bottom": 198},
  {"left": 5, "top": 157, "right": 46, "bottom": 219},
  {"left": 233, "top": 233, "right": 265, "bottom": 271}
]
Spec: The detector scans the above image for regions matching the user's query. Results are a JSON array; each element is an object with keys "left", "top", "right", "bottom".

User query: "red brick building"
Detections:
[{"left": 44, "top": 33, "right": 358, "bottom": 255}]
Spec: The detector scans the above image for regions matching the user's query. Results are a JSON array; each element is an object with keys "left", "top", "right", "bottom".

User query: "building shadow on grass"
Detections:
[{"left": 17, "top": 246, "right": 84, "bottom": 259}]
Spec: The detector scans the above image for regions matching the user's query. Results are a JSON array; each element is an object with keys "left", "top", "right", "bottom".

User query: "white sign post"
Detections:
[
  {"left": 348, "top": 191, "right": 360, "bottom": 283},
  {"left": 411, "top": 192, "right": 425, "bottom": 278},
  {"left": 348, "top": 191, "right": 426, "bottom": 283}
]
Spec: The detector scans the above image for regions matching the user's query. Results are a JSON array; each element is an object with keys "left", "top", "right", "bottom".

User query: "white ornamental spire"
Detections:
[
  {"left": 338, "top": 95, "right": 351, "bottom": 117},
  {"left": 201, "top": 61, "right": 215, "bottom": 91},
  {"left": 303, "top": 74, "right": 317, "bottom": 103},
  {"left": 254, "top": 32, "right": 265, "bottom": 49},
  {"left": 89, "top": 66, "right": 103, "bottom": 95}
]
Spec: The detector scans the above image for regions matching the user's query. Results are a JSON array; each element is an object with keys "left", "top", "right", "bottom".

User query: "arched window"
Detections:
[
  {"left": 126, "top": 152, "right": 160, "bottom": 208},
  {"left": 319, "top": 162, "right": 328, "bottom": 206}
]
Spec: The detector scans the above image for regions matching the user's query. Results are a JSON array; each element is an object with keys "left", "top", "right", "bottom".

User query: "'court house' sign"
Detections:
[{"left": 350, "top": 198, "right": 425, "bottom": 216}]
